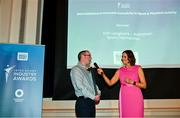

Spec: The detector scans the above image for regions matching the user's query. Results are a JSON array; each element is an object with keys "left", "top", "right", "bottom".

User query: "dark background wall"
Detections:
[{"left": 41, "top": 0, "right": 180, "bottom": 99}]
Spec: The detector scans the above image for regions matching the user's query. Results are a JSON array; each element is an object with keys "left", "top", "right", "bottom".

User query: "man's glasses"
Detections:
[{"left": 83, "top": 54, "right": 91, "bottom": 57}]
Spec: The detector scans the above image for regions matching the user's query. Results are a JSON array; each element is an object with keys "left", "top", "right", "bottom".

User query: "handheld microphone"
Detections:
[
  {"left": 94, "top": 62, "right": 104, "bottom": 76},
  {"left": 94, "top": 62, "right": 100, "bottom": 69}
]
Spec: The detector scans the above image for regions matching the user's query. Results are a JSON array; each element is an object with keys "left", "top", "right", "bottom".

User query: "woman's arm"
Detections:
[
  {"left": 135, "top": 66, "right": 147, "bottom": 89},
  {"left": 125, "top": 66, "right": 147, "bottom": 89},
  {"left": 98, "top": 69, "right": 119, "bottom": 86}
]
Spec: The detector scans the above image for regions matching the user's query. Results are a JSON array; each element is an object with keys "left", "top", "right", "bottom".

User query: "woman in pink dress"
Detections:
[{"left": 97, "top": 50, "right": 147, "bottom": 118}]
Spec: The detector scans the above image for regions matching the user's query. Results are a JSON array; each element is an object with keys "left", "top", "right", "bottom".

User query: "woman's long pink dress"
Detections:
[{"left": 119, "top": 65, "right": 144, "bottom": 118}]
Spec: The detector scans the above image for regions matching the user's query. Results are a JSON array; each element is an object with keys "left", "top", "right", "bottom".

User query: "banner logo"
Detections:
[
  {"left": 4, "top": 65, "right": 16, "bottom": 83},
  {"left": 17, "top": 52, "right": 28, "bottom": 61},
  {"left": 14, "top": 89, "right": 24, "bottom": 103},
  {"left": 15, "top": 89, "right": 24, "bottom": 98}
]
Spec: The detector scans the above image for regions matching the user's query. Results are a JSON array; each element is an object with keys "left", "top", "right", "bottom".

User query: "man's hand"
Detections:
[{"left": 94, "top": 95, "right": 100, "bottom": 105}]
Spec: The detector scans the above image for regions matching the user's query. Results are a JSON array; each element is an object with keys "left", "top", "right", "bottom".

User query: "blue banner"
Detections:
[{"left": 0, "top": 44, "right": 45, "bottom": 117}]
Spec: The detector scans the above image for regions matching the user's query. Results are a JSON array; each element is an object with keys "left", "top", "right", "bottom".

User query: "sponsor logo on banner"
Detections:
[
  {"left": 3, "top": 65, "right": 38, "bottom": 83},
  {"left": 14, "top": 89, "right": 24, "bottom": 103},
  {"left": 17, "top": 52, "right": 28, "bottom": 61},
  {"left": 4, "top": 65, "right": 16, "bottom": 83}
]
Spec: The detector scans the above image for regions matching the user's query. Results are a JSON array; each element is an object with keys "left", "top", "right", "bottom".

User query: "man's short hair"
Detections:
[{"left": 78, "top": 50, "right": 90, "bottom": 61}]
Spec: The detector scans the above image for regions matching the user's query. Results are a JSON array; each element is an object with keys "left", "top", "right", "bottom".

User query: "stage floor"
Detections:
[{"left": 42, "top": 99, "right": 180, "bottom": 118}]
